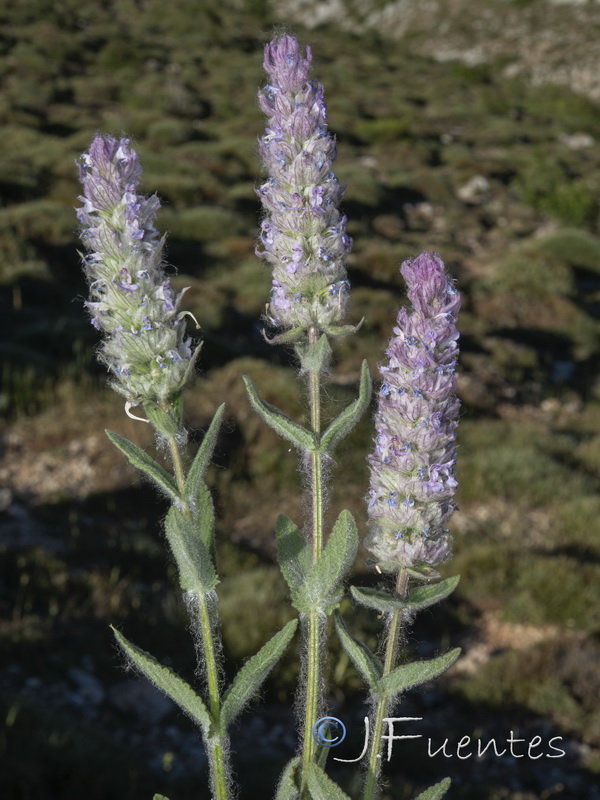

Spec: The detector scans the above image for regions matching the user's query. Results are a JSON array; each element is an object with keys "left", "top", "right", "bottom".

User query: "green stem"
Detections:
[
  {"left": 167, "top": 433, "right": 230, "bottom": 800},
  {"left": 364, "top": 568, "right": 408, "bottom": 800},
  {"left": 300, "top": 327, "right": 326, "bottom": 795}
]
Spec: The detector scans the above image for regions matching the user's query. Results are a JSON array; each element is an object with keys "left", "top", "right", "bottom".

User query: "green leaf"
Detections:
[
  {"left": 196, "top": 480, "right": 216, "bottom": 559},
  {"left": 105, "top": 430, "right": 180, "bottom": 503},
  {"left": 377, "top": 648, "right": 461, "bottom": 696},
  {"left": 275, "top": 515, "right": 311, "bottom": 596},
  {"left": 220, "top": 619, "right": 298, "bottom": 731},
  {"left": 334, "top": 611, "right": 382, "bottom": 689},
  {"left": 304, "top": 510, "right": 358, "bottom": 613},
  {"left": 179, "top": 341, "right": 202, "bottom": 389},
  {"left": 319, "top": 360, "right": 372, "bottom": 453},
  {"left": 153, "top": 795, "right": 171, "bottom": 800},
  {"left": 405, "top": 575, "right": 460, "bottom": 610},
  {"left": 243, "top": 375, "right": 317, "bottom": 451},
  {"left": 143, "top": 402, "right": 181, "bottom": 437},
  {"left": 263, "top": 325, "right": 305, "bottom": 345},
  {"left": 322, "top": 320, "right": 363, "bottom": 338},
  {"left": 414, "top": 777, "right": 451, "bottom": 800},
  {"left": 185, "top": 403, "right": 226, "bottom": 506},
  {"left": 274, "top": 757, "right": 300, "bottom": 800},
  {"left": 305, "top": 763, "right": 351, "bottom": 800},
  {"left": 351, "top": 576, "right": 460, "bottom": 615},
  {"left": 112, "top": 627, "right": 212, "bottom": 736},
  {"left": 164, "top": 506, "right": 218, "bottom": 592},
  {"left": 295, "top": 334, "right": 332, "bottom": 373}
]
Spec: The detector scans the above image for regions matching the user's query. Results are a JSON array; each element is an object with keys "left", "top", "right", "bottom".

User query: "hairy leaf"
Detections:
[
  {"left": 196, "top": 480, "right": 216, "bottom": 559},
  {"left": 405, "top": 575, "right": 460, "bottom": 610},
  {"left": 105, "top": 430, "right": 180, "bottom": 503},
  {"left": 319, "top": 360, "right": 372, "bottom": 453},
  {"left": 220, "top": 620, "right": 298, "bottom": 731},
  {"left": 165, "top": 506, "right": 218, "bottom": 592},
  {"left": 185, "top": 403, "right": 226, "bottom": 506},
  {"left": 304, "top": 510, "right": 358, "bottom": 613},
  {"left": 334, "top": 612, "right": 382, "bottom": 689},
  {"left": 274, "top": 757, "right": 300, "bottom": 800},
  {"left": 305, "top": 763, "right": 351, "bottom": 800},
  {"left": 143, "top": 402, "right": 181, "bottom": 437},
  {"left": 377, "top": 648, "right": 461, "bottom": 696},
  {"left": 243, "top": 375, "right": 317, "bottom": 451},
  {"left": 295, "top": 333, "right": 332, "bottom": 373},
  {"left": 351, "top": 575, "right": 459, "bottom": 614},
  {"left": 414, "top": 777, "right": 451, "bottom": 800},
  {"left": 112, "top": 627, "right": 212, "bottom": 736},
  {"left": 275, "top": 515, "right": 311, "bottom": 604}
]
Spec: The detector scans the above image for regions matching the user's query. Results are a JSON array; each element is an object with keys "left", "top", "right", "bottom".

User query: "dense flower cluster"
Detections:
[
  {"left": 366, "top": 252, "right": 460, "bottom": 572},
  {"left": 257, "top": 34, "right": 352, "bottom": 337},
  {"left": 77, "top": 135, "right": 196, "bottom": 406}
]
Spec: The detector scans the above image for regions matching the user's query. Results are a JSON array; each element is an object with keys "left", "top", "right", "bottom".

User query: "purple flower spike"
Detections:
[
  {"left": 77, "top": 134, "right": 196, "bottom": 405},
  {"left": 257, "top": 35, "right": 352, "bottom": 336},
  {"left": 366, "top": 252, "right": 460, "bottom": 572}
]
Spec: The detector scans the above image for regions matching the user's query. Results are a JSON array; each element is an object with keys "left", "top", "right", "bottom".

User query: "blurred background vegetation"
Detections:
[{"left": 0, "top": 0, "right": 599, "bottom": 798}]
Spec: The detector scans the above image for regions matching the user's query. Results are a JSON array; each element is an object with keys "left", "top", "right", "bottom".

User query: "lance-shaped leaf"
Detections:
[
  {"left": 112, "top": 627, "right": 212, "bottom": 736},
  {"left": 319, "top": 360, "right": 372, "bottom": 453},
  {"left": 263, "top": 325, "right": 305, "bottom": 345},
  {"left": 275, "top": 515, "right": 311, "bottom": 609},
  {"left": 303, "top": 510, "right": 358, "bottom": 613},
  {"left": 351, "top": 575, "right": 460, "bottom": 615},
  {"left": 334, "top": 612, "right": 382, "bottom": 690},
  {"left": 305, "top": 763, "right": 351, "bottom": 800},
  {"left": 106, "top": 430, "right": 180, "bottom": 503},
  {"left": 322, "top": 319, "right": 364, "bottom": 338},
  {"left": 144, "top": 402, "right": 181, "bottom": 437},
  {"left": 377, "top": 648, "right": 461, "bottom": 696},
  {"left": 405, "top": 575, "right": 460, "bottom": 610},
  {"left": 295, "top": 333, "right": 332, "bottom": 373},
  {"left": 185, "top": 403, "right": 226, "bottom": 506},
  {"left": 220, "top": 619, "right": 298, "bottom": 731},
  {"left": 243, "top": 375, "right": 317, "bottom": 451},
  {"left": 274, "top": 757, "right": 300, "bottom": 800},
  {"left": 414, "top": 777, "right": 451, "bottom": 800},
  {"left": 195, "top": 480, "right": 216, "bottom": 561},
  {"left": 180, "top": 341, "right": 203, "bottom": 390},
  {"left": 154, "top": 795, "right": 171, "bottom": 800},
  {"left": 165, "top": 506, "right": 218, "bottom": 592}
]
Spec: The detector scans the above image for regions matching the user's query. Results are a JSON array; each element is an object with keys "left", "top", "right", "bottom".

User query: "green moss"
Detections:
[
  {"left": 0, "top": 200, "right": 75, "bottom": 245},
  {"left": 514, "top": 151, "right": 599, "bottom": 228},
  {"left": 536, "top": 228, "right": 600, "bottom": 273},
  {"left": 457, "top": 439, "right": 590, "bottom": 506},
  {"left": 353, "top": 116, "right": 414, "bottom": 145},
  {"left": 553, "top": 495, "right": 600, "bottom": 554},
  {"left": 487, "top": 254, "right": 574, "bottom": 298},
  {"left": 162, "top": 206, "right": 245, "bottom": 241},
  {"left": 453, "top": 544, "right": 600, "bottom": 632},
  {"left": 146, "top": 118, "right": 195, "bottom": 147},
  {"left": 218, "top": 567, "right": 295, "bottom": 662},
  {"left": 335, "top": 164, "right": 383, "bottom": 208},
  {"left": 453, "top": 638, "right": 600, "bottom": 746}
]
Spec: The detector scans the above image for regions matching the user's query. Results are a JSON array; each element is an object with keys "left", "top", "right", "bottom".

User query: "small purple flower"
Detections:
[
  {"left": 77, "top": 135, "right": 197, "bottom": 405},
  {"left": 257, "top": 34, "right": 352, "bottom": 337},
  {"left": 366, "top": 252, "right": 460, "bottom": 572}
]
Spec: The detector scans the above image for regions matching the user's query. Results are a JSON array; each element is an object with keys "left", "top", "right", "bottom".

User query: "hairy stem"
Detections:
[
  {"left": 364, "top": 568, "right": 408, "bottom": 800},
  {"left": 300, "top": 327, "right": 326, "bottom": 795},
  {"left": 167, "top": 433, "right": 230, "bottom": 800}
]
